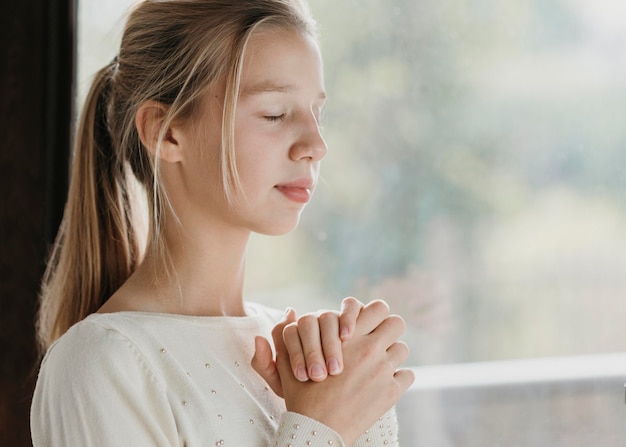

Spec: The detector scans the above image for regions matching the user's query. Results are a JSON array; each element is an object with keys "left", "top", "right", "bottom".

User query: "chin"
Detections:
[{"left": 254, "top": 216, "right": 302, "bottom": 236}]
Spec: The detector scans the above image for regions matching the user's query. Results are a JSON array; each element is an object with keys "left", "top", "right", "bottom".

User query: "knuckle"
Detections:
[
  {"left": 271, "top": 324, "right": 284, "bottom": 339},
  {"left": 291, "top": 352, "right": 306, "bottom": 365},
  {"left": 341, "top": 297, "right": 364, "bottom": 316},
  {"left": 368, "top": 299, "right": 390, "bottom": 315},
  {"left": 397, "top": 341, "right": 410, "bottom": 356},
  {"left": 342, "top": 296, "right": 359, "bottom": 307},
  {"left": 322, "top": 341, "right": 341, "bottom": 358},
  {"left": 283, "top": 322, "right": 299, "bottom": 337},
  {"left": 318, "top": 310, "right": 338, "bottom": 323},
  {"left": 394, "top": 369, "right": 415, "bottom": 393},
  {"left": 303, "top": 348, "right": 323, "bottom": 361},
  {"left": 297, "top": 313, "right": 317, "bottom": 327},
  {"left": 389, "top": 343, "right": 410, "bottom": 366},
  {"left": 387, "top": 314, "right": 406, "bottom": 331}
]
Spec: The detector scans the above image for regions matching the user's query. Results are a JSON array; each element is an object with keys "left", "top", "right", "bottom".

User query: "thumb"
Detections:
[
  {"left": 251, "top": 336, "right": 284, "bottom": 397},
  {"left": 252, "top": 309, "right": 298, "bottom": 398}
]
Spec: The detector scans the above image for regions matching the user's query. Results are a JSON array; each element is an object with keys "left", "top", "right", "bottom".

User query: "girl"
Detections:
[{"left": 31, "top": 1, "right": 414, "bottom": 446}]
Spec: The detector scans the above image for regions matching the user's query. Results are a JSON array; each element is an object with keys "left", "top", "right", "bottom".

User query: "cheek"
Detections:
[
  {"left": 234, "top": 136, "right": 271, "bottom": 179},
  {"left": 233, "top": 125, "right": 289, "bottom": 192},
  {"left": 235, "top": 151, "right": 266, "bottom": 192}
]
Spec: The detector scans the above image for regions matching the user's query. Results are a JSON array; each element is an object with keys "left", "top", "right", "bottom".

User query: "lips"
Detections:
[{"left": 275, "top": 178, "right": 315, "bottom": 204}]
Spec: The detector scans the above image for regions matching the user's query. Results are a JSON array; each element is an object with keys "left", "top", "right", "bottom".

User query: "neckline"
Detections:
[{"left": 91, "top": 302, "right": 262, "bottom": 322}]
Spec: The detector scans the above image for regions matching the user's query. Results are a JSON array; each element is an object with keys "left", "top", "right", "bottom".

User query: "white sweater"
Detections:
[{"left": 31, "top": 302, "right": 399, "bottom": 446}]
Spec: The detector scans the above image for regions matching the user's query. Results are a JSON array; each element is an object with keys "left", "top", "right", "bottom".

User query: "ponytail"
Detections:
[{"left": 37, "top": 60, "right": 142, "bottom": 352}]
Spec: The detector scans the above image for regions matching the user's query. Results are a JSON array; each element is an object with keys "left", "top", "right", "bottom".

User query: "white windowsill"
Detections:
[{"left": 408, "top": 352, "right": 626, "bottom": 389}]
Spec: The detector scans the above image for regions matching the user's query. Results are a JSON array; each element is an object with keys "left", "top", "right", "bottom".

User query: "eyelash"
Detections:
[{"left": 264, "top": 114, "right": 286, "bottom": 122}]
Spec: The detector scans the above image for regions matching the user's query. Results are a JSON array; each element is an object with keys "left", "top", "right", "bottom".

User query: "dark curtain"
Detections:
[{"left": 0, "top": 0, "right": 75, "bottom": 445}]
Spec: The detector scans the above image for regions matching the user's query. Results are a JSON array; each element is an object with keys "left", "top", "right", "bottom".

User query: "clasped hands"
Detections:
[{"left": 252, "top": 297, "right": 415, "bottom": 446}]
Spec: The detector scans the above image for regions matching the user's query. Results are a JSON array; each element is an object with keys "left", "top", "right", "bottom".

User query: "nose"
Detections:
[{"left": 289, "top": 112, "right": 328, "bottom": 162}]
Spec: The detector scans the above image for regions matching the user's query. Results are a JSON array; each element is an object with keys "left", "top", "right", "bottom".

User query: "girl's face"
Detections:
[{"left": 178, "top": 28, "right": 327, "bottom": 237}]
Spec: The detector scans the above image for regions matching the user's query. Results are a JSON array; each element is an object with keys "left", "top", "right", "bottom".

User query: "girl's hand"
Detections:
[
  {"left": 271, "top": 302, "right": 414, "bottom": 446},
  {"left": 283, "top": 296, "right": 373, "bottom": 382},
  {"left": 251, "top": 298, "right": 389, "bottom": 396}
]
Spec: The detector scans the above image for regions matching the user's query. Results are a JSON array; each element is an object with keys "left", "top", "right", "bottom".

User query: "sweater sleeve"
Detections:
[
  {"left": 274, "top": 407, "right": 399, "bottom": 447},
  {"left": 276, "top": 412, "right": 346, "bottom": 446},
  {"left": 352, "top": 408, "right": 400, "bottom": 446},
  {"left": 31, "top": 321, "right": 180, "bottom": 447}
]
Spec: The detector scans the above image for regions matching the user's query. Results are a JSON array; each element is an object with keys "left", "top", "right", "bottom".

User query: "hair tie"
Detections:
[{"left": 109, "top": 55, "right": 120, "bottom": 72}]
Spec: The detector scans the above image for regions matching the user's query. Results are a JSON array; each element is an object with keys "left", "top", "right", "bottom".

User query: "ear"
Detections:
[{"left": 135, "top": 101, "right": 184, "bottom": 163}]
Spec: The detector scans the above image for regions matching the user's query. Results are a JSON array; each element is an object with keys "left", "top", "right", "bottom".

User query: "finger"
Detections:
[
  {"left": 370, "top": 315, "right": 406, "bottom": 347},
  {"left": 271, "top": 308, "right": 297, "bottom": 360},
  {"left": 251, "top": 336, "right": 283, "bottom": 397},
  {"left": 353, "top": 300, "right": 390, "bottom": 336},
  {"left": 318, "top": 311, "right": 343, "bottom": 375},
  {"left": 295, "top": 314, "right": 327, "bottom": 382},
  {"left": 393, "top": 368, "right": 416, "bottom": 392},
  {"left": 339, "top": 297, "right": 364, "bottom": 340},
  {"left": 386, "top": 341, "right": 410, "bottom": 368},
  {"left": 283, "top": 322, "right": 309, "bottom": 382},
  {"left": 271, "top": 309, "right": 301, "bottom": 394},
  {"left": 261, "top": 308, "right": 297, "bottom": 394}
]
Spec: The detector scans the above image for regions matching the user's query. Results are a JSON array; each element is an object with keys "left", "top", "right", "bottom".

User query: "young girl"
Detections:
[{"left": 31, "top": 1, "right": 414, "bottom": 445}]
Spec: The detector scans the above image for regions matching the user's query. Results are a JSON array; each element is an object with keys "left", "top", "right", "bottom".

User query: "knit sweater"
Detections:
[{"left": 31, "top": 302, "right": 399, "bottom": 446}]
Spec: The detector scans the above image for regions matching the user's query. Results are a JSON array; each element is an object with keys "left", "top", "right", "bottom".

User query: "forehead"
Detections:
[{"left": 239, "top": 27, "right": 325, "bottom": 99}]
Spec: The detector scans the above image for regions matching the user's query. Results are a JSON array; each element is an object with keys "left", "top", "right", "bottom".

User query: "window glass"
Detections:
[
  {"left": 78, "top": 0, "right": 626, "bottom": 367},
  {"left": 77, "top": 0, "right": 139, "bottom": 105}
]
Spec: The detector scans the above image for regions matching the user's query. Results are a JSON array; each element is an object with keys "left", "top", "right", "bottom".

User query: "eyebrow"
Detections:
[{"left": 241, "top": 80, "right": 327, "bottom": 100}]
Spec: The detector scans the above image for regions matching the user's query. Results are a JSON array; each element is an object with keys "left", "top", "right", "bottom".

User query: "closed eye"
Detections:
[{"left": 264, "top": 114, "right": 286, "bottom": 122}]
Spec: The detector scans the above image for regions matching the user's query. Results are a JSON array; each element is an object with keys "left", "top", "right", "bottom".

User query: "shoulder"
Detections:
[
  {"left": 38, "top": 314, "right": 163, "bottom": 390},
  {"left": 32, "top": 315, "right": 178, "bottom": 446}
]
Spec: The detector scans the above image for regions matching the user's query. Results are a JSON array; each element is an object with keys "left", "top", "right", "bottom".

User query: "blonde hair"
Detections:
[{"left": 37, "top": 0, "right": 317, "bottom": 352}]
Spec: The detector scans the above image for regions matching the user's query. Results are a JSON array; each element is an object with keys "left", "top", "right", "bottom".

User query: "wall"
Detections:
[{"left": 0, "top": 1, "right": 74, "bottom": 445}]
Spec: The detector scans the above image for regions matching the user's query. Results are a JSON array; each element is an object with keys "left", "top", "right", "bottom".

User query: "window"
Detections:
[
  {"left": 78, "top": 0, "right": 626, "bottom": 442},
  {"left": 251, "top": 0, "right": 626, "bottom": 366}
]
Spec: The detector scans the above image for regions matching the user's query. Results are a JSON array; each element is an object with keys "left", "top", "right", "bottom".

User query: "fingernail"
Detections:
[
  {"left": 296, "top": 366, "right": 308, "bottom": 382},
  {"left": 310, "top": 364, "right": 325, "bottom": 379},
  {"left": 328, "top": 358, "right": 341, "bottom": 375}
]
